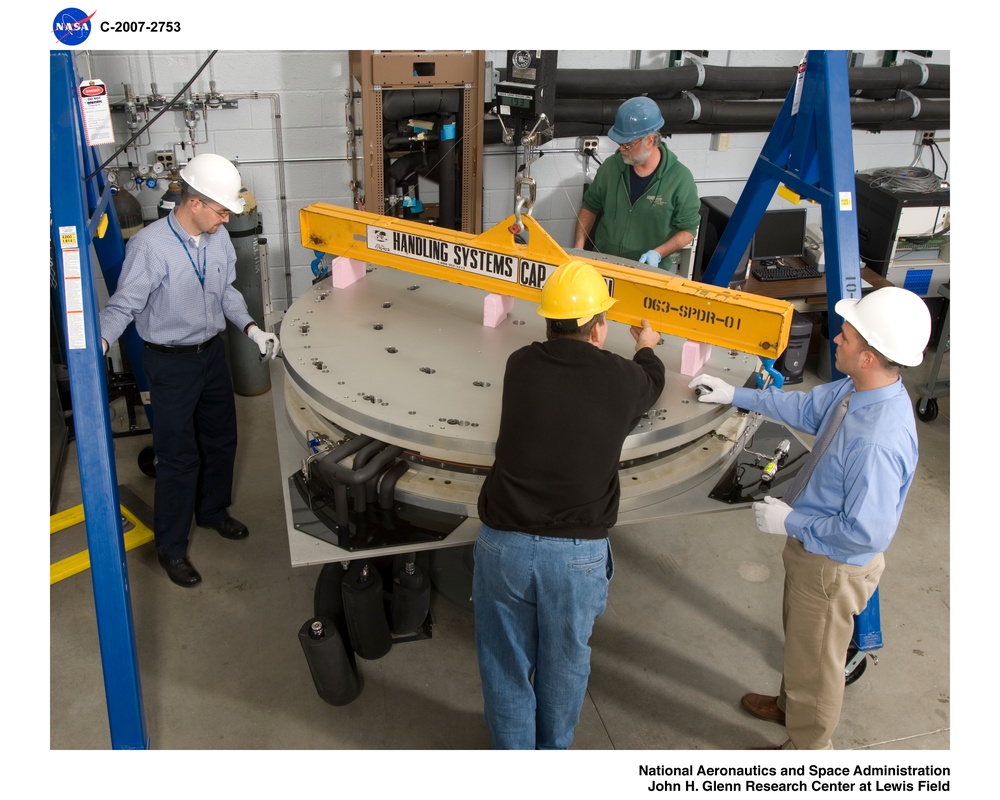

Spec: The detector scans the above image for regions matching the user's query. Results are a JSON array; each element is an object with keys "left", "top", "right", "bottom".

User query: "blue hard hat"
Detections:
[{"left": 609, "top": 96, "right": 665, "bottom": 144}]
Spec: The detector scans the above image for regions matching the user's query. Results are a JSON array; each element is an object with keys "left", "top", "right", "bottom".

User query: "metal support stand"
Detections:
[
  {"left": 50, "top": 50, "right": 149, "bottom": 749},
  {"left": 917, "top": 283, "right": 950, "bottom": 422},
  {"left": 702, "top": 50, "right": 864, "bottom": 382},
  {"left": 701, "top": 51, "right": 883, "bottom": 666}
]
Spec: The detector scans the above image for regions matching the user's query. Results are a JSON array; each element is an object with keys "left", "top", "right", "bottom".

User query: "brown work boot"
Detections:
[{"left": 741, "top": 693, "right": 786, "bottom": 725}]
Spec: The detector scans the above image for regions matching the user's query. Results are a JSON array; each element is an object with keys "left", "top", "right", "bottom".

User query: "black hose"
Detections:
[
  {"left": 553, "top": 63, "right": 948, "bottom": 101},
  {"left": 438, "top": 114, "right": 457, "bottom": 230},
  {"left": 378, "top": 460, "right": 410, "bottom": 510}
]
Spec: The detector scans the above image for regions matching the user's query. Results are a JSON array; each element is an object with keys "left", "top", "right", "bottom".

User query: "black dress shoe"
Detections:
[
  {"left": 201, "top": 516, "right": 249, "bottom": 540},
  {"left": 158, "top": 555, "right": 202, "bottom": 587}
]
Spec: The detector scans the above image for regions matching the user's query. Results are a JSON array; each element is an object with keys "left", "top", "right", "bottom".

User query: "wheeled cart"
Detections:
[{"left": 916, "top": 283, "right": 949, "bottom": 422}]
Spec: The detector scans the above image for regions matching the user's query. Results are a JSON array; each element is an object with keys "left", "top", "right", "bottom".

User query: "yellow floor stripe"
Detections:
[{"left": 50, "top": 503, "right": 154, "bottom": 585}]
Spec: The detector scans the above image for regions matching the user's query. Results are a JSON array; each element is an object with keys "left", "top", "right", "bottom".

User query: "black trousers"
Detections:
[{"left": 142, "top": 336, "right": 237, "bottom": 559}]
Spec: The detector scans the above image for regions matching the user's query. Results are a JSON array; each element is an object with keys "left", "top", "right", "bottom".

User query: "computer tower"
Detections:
[
  {"left": 855, "top": 176, "right": 950, "bottom": 280},
  {"left": 692, "top": 196, "right": 751, "bottom": 286},
  {"left": 774, "top": 311, "right": 812, "bottom": 385},
  {"left": 855, "top": 175, "right": 950, "bottom": 345}
]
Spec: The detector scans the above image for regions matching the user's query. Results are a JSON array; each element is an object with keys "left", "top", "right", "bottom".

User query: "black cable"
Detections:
[
  {"left": 933, "top": 142, "right": 949, "bottom": 181},
  {"left": 84, "top": 50, "right": 219, "bottom": 182},
  {"left": 865, "top": 166, "right": 942, "bottom": 193}
]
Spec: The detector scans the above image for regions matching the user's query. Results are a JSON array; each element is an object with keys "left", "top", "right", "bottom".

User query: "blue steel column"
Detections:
[
  {"left": 701, "top": 51, "right": 862, "bottom": 381},
  {"left": 807, "top": 51, "right": 864, "bottom": 380},
  {"left": 50, "top": 51, "right": 149, "bottom": 749},
  {"left": 702, "top": 51, "right": 878, "bottom": 642}
]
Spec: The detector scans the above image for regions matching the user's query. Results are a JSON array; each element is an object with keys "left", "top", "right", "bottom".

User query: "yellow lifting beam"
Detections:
[{"left": 300, "top": 204, "right": 794, "bottom": 358}]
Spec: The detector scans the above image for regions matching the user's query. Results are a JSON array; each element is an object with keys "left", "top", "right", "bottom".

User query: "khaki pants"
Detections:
[{"left": 777, "top": 538, "right": 884, "bottom": 750}]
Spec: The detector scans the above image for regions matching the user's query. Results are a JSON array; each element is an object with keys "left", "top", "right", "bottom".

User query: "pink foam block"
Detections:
[
  {"left": 329, "top": 256, "right": 367, "bottom": 288},
  {"left": 483, "top": 293, "right": 515, "bottom": 328},
  {"left": 680, "top": 340, "right": 712, "bottom": 376}
]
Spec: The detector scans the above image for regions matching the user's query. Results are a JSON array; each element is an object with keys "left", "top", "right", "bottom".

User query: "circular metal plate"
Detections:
[{"left": 281, "top": 267, "right": 758, "bottom": 467}]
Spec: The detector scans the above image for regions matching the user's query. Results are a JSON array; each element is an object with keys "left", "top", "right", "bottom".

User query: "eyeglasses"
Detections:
[
  {"left": 203, "top": 202, "right": 230, "bottom": 219},
  {"left": 619, "top": 136, "right": 648, "bottom": 152}
]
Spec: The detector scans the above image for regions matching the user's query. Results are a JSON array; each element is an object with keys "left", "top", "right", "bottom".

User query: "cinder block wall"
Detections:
[{"left": 77, "top": 49, "right": 950, "bottom": 312}]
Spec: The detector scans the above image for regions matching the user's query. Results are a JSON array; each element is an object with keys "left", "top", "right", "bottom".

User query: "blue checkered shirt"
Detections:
[{"left": 100, "top": 209, "right": 254, "bottom": 347}]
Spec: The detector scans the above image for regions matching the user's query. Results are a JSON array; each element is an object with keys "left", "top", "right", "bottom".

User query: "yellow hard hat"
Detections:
[{"left": 536, "top": 260, "right": 617, "bottom": 325}]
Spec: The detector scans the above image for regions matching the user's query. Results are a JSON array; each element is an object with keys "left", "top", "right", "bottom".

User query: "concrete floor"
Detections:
[{"left": 49, "top": 347, "right": 951, "bottom": 764}]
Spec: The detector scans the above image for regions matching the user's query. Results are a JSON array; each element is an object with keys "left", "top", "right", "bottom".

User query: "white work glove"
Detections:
[
  {"left": 248, "top": 326, "right": 281, "bottom": 360},
  {"left": 687, "top": 374, "right": 735, "bottom": 405},
  {"left": 639, "top": 249, "right": 662, "bottom": 268},
  {"left": 753, "top": 496, "right": 792, "bottom": 535}
]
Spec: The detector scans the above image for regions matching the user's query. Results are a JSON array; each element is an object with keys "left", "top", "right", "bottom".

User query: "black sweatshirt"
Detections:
[{"left": 477, "top": 338, "right": 665, "bottom": 539}]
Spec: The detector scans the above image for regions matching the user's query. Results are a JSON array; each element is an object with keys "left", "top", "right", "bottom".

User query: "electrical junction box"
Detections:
[
  {"left": 496, "top": 50, "right": 557, "bottom": 123},
  {"left": 154, "top": 150, "right": 176, "bottom": 173}
]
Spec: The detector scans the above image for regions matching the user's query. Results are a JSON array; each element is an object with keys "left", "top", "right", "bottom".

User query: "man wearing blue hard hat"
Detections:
[{"left": 573, "top": 96, "right": 700, "bottom": 270}]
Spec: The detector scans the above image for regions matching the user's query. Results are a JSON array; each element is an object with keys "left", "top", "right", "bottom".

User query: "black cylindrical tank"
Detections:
[
  {"left": 390, "top": 556, "right": 431, "bottom": 635},
  {"left": 223, "top": 185, "right": 271, "bottom": 396},
  {"left": 112, "top": 188, "right": 144, "bottom": 240},
  {"left": 157, "top": 180, "right": 182, "bottom": 218},
  {"left": 298, "top": 617, "right": 362, "bottom": 706},
  {"left": 341, "top": 560, "right": 393, "bottom": 660}
]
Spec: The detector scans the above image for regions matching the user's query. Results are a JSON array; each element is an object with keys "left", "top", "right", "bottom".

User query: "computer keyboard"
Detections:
[{"left": 751, "top": 262, "right": 822, "bottom": 282}]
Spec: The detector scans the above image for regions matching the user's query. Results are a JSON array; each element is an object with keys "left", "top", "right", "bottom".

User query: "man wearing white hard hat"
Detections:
[
  {"left": 100, "top": 153, "right": 280, "bottom": 588},
  {"left": 688, "top": 286, "right": 932, "bottom": 749}
]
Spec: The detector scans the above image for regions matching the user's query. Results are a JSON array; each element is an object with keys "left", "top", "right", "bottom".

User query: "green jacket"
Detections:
[{"left": 582, "top": 142, "right": 700, "bottom": 262}]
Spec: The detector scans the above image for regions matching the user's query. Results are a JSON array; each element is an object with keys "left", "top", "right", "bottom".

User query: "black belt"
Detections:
[{"left": 145, "top": 336, "right": 216, "bottom": 354}]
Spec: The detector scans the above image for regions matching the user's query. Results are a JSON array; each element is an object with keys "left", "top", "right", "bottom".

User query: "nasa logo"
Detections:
[{"left": 52, "top": 8, "right": 95, "bottom": 46}]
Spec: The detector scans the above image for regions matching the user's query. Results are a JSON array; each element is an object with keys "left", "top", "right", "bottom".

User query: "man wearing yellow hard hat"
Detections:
[{"left": 473, "top": 260, "right": 665, "bottom": 749}]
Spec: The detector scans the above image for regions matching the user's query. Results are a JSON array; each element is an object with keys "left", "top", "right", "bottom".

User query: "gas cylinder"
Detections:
[
  {"left": 298, "top": 617, "right": 362, "bottom": 706},
  {"left": 112, "top": 188, "right": 144, "bottom": 241},
  {"left": 223, "top": 184, "right": 271, "bottom": 396},
  {"left": 157, "top": 180, "right": 182, "bottom": 218}
]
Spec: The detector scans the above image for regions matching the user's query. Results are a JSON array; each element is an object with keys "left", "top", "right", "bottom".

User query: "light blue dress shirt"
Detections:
[
  {"left": 733, "top": 376, "right": 919, "bottom": 566},
  {"left": 100, "top": 209, "right": 254, "bottom": 347}
]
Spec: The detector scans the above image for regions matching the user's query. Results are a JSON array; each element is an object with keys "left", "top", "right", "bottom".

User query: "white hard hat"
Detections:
[
  {"left": 179, "top": 153, "right": 246, "bottom": 214},
  {"left": 835, "top": 287, "right": 931, "bottom": 367}
]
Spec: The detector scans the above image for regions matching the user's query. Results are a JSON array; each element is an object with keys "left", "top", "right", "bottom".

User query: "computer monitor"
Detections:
[
  {"left": 750, "top": 208, "right": 808, "bottom": 263},
  {"left": 692, "top": 196, "right": 752, "bottom": 285}
]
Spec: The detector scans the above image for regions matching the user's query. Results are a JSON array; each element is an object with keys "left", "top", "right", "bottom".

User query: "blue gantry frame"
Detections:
[{"left": 50, "top": 50, "right": 149, "bottom": 749}]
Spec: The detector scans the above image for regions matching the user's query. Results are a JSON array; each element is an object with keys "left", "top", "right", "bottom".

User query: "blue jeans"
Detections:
[{"left": 472, "top": 525, "right": 613, "bottom": 749}]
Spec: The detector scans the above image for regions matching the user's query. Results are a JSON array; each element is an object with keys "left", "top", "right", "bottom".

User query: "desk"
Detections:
[{"left": 741, "top": 266, "right": 892, "bottom": 313}]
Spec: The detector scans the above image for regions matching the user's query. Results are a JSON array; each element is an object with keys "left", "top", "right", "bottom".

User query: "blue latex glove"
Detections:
[{"left": 639, "top": 249, "right": 662, "bottom": 268}]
